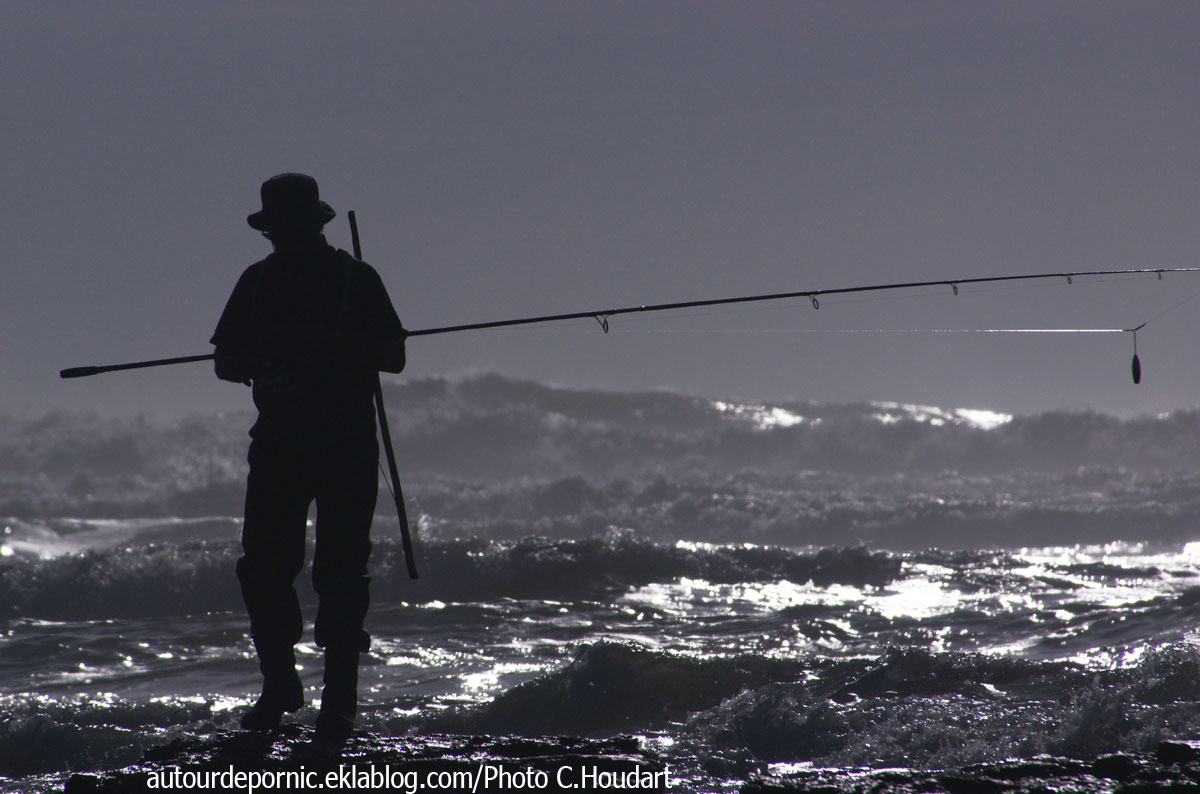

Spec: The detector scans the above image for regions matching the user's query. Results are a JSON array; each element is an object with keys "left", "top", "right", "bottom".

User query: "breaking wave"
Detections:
[
  {"left": 425, "top": 641, "right": 1200, "bottom": 768},
  {"left": 0, "top": 694, "right": 221, "bottom": 778},
  {"left": 688, "top": 643, "right": 1200, "bottom": 769},
  {"left": 0, "top": 536, "right": 899, "bottom": 621}
]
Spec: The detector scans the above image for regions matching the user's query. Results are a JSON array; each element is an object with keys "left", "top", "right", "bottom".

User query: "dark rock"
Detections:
[
  {"left": 964, "top": 757, "right": 1089, "bottom": 781},
  {"left": 936, "top": 773, "right": 1012, "bottom": 794},
  {"left": 63, "top": 775, "right": 104, "bottom": 793},
  {"left": 739, "top": 753, "right": 1200, "bottom": 794},
  {"left": 1093, "top": 754, "right": 1143, "bottom": 781},
  {"left": 1116, "top": 784, "right": 1200, "bottom": 794},
  {"left": 1158, "top": 742, "right": 1200, "bottom": 766}
]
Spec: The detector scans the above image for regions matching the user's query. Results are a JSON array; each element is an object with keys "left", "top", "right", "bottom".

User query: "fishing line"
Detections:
[
  {"left": 378, "top": 461, "right": 397, "bottom": 502},
  {"left": 597, "top": 328, "right": 1130, "bottom": 334},
  {"left": 482, "top": 324, "right": 1131, "bottom": 334},
  {"left": 1136, "top": 286, "right": 1200, "bottom": 327}
]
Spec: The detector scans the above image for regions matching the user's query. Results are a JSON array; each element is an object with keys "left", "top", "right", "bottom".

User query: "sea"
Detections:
[{"left": 5, "top": 373, "right": 1200, "bottom": 792}]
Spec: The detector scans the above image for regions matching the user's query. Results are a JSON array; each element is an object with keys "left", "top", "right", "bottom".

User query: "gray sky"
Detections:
[{"left": 4, "top": 2, "right": 1198, "bottom": 418}]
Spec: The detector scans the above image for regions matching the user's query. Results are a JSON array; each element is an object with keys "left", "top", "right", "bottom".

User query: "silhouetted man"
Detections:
[{"left": 211, "top": 173, "right": 407, "bottom": 741}]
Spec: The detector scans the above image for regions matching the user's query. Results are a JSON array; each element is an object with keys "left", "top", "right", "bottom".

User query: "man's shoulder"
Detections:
[
  {"left": 332, "top": 247, "right": 379, "bottom": 274},
  {"left": 233, "top": 255, "right": 274, "bottom": 285},
  {"left": 331, "top": 248, "right": 388, "bottom": 289}
]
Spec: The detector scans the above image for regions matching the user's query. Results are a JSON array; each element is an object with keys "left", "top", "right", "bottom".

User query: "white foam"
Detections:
[
  {"left": 712, "top": 400, "right": 808, "bottom": 430},
  {"left": 871, "top": 401, "right": 1012, "bottom": 429}
]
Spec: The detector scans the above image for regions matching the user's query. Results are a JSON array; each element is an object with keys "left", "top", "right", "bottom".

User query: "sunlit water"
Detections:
[{"left": 4, "top": 520, "right": 1200, "bottom": 792}]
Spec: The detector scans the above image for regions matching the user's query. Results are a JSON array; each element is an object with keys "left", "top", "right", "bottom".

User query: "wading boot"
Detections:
[
  {"left": 240, "top": 648, "right": 304, "bottom": 731},
  {"left": 315, "top": 647, "right": 359, "bottom": 743}
]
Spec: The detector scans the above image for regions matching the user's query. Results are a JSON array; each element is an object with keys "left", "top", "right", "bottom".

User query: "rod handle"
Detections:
[{"left": 60, "top": 366, "right": 104, "bottom": 379}]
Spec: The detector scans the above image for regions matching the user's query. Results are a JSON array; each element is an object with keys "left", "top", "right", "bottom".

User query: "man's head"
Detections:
[{"left": 247, "top": 173, "right": 336, "bottom": 236}]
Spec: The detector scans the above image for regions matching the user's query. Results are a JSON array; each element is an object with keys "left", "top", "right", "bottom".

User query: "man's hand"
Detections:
[{"left": 214, "top": 348, "right": 256, "bottom": 386}]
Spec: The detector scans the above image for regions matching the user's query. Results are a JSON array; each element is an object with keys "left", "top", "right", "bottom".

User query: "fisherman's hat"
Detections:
[{"left": 247, "top": 173, "right": 337, "bottom": 231}]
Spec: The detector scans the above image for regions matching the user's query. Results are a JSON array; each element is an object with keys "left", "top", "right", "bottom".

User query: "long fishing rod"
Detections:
[
  {"left": 59, "top": 267, "right": 1200, "bottom": 380},
  {"left": 404, "top": 267, "right": 1198, "bottom": 337}
]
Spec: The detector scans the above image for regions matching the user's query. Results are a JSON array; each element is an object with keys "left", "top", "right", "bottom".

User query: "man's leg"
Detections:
[
  {"left": 311, "top": 450, "right": 377, "bottom": 741},
  {"left": 237, "top": 441, "right": 312, "bottom": 729}
]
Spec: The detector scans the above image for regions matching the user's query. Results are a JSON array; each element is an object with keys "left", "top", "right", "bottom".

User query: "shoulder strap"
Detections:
[{"left": 337, "top": 249, "right": 359, "bottom": 315}]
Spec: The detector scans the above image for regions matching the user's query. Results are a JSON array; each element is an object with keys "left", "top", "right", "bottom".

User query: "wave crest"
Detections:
[{"left": 0, "top": 537, "right": 899, "bottom": 620}]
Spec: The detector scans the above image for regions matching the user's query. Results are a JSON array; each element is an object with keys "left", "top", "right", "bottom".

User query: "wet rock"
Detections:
[
  {"left": 743, "top": 752, "right": 1200, "bottom": 794},
  {"left": 1093, "top": 753, "right": 1142, "bottom": 780}
]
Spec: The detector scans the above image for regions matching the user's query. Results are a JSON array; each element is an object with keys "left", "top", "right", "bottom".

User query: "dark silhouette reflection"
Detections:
[{"left": 211, "top": 174, "right": 406, "bottom": 742}]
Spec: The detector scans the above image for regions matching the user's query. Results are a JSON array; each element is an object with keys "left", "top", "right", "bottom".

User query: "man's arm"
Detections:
[
  {"left": 210, "top": 265, "right": 261, "bottom": 386},
  {"left": 361, "top": 328, "right": 407, "bottom": 373}
]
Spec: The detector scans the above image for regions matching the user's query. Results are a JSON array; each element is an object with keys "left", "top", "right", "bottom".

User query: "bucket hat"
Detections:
[{"left": 247, "top": 173, "right": 336, "bottom": 231}]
